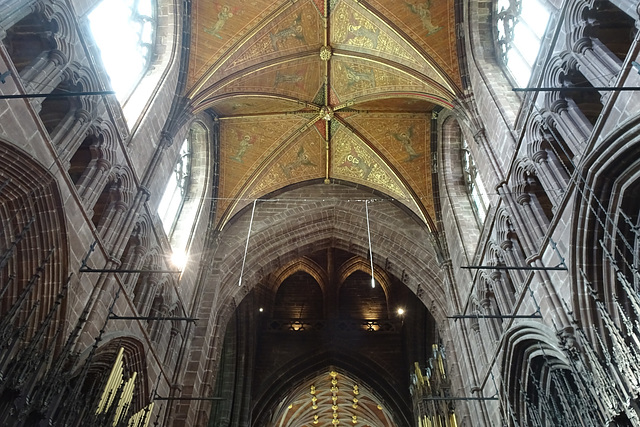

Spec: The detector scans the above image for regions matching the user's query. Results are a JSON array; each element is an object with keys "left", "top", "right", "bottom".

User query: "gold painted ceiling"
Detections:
[{"left": 186, "top": 0, "right": 463, "bottom": 229}]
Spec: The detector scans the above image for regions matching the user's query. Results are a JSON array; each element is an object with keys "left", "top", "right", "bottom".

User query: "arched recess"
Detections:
[
  {"left": 0, "top": 140, "right": 69, "bottom": 337},
  {"left": 269, "top": 257, "right": 329, "bottom": 297},
  {"left": 438, "top": 114, "right": 486, "bottom": 260},
  {"left": 339, "top": 269, "right": 388, "bottom": 320},
  {"left": 272, "top": 271, "right": 324, "bottom": 320},
  {"left": 553, "top": 118, "right": 640, "bottom": 426},
  {"left": 572, "top": 117, "right": 640, "bottom": 343},
  {"left": 500, "top": 324, "right": 605, "bottom": 425},
  {"left": 160, "top": 120, "right": 212, "bottom": 263},
  {"left": 74, "top": 335, "right": 151, "bottom": 420},
  {"left": 179, "top": 183, "right": 447, "bottom": 424},
  {"left": 251, "top": 352, "right": 413, "bottom": 427}
]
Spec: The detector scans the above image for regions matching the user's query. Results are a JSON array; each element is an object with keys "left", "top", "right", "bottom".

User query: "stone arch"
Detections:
[
  {"left": 572, "top": 117, "right": 640, "bottom": 335},
  {"left": 251, "top": 351, "right": 413, "bottom": 427},
  {"left": 271, "top": 257, "right": 328, "bottom": 294},
  {"left": 438, "top": 114, "right": 484, "bottom": 265},
  {"left": 120, "top": 0, "right": 181, "bottom": 127},
  {"left": 500, "top": 323, "right": 570, "bottom": 425},
  {"left": 337, "top": 256, "right": 392, "bottom": 300},
  {"left": 77, "top": 335, "right": 150, "bottom": 417},
  {"left": 185, "top": 184, "right": 445, "bottom": 422},
  {"left": 0, "top": 139, "right": 69, "bottom": 338},
  {"left": 73, "top": 120, "right": 118, "bottom": 205}
]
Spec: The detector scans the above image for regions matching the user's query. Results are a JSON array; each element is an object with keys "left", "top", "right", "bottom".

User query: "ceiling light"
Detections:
[{"left": 397, "top": 308, "right": 405, "bottom": 316}]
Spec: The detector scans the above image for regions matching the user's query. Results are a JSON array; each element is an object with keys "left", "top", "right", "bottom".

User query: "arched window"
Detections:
[
  {"left": 158, "top": 139, "right": 191, "bottom": 237},
  {"left": 88, "top": 0, "right": 155, "bottom": 102},
  {"left": 496, "top": 0, "right": 550, "bottom": 87},
  {"left": 462, "top": 139, "right": 490, "bottom": 223}
]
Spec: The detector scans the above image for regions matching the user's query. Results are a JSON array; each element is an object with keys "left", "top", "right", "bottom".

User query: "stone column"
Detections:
[
  {"left": 491, "top": 269, "right": 515, "bottom": 312},
  {"left": 481, "top": 296, "right": 501, "bottom": 342},
  {"left": 22, "top": 49, "right": 68, "bottom": 95},
  {"left": 0, "top": 0, "right": 39, "bottom": 39},
  {"left": 497, "top": 183, "right": 536, "bottom": 256},
  {"left": 78, "top": 158, "right": 111, "bottom": 207},
  {"left": 531, "top": 149, "right": 568, "bottom": 209},
  {"left": 516, "top": 193, "right": 546, "bottom": 242},
  {"left": 550, "top": 99, "right": 593, "bottom": 154},
  {"left": 54, "top": 109, "right": 93, "bottom": 162}
]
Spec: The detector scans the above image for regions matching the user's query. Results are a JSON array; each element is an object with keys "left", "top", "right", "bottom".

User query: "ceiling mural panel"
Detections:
[
  {"left": 331, "top": 0, "right": 422, "bottom": 68},
  {"left": 331, "top": 126, "right": 426, "bottom": 222},
  {"left": 245, "top": 129, "right": 325, "bottom": 196},
  {"left": 344, "top": 113, "right": 435, "bottom": 220},
  {"left": 200, "top": 56, "right": 325, "bottom": 109},
  {"left": 364, "top": 0, "right": 462, "bottom": 88},
  {"left": 330, "top": 56, "right": 449, "bottom": 106},
  {"left": 190, "top": 1, "right": 287, "bottom": 91},
  {"left": 209, "top": 95, "right": 318, "bottom": 117},
  {"left": 225, "top": 0, "right": 324, "bottom": 70},
  {"left": 218, "top": 115, "right": 312, "bottom": 223},
  {"left": 187, "top": 0, "right": 462, "bottom": 231}
]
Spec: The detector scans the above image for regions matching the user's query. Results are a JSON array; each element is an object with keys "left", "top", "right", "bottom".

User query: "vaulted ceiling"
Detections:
[
  {"left": 185, "top": 0, "right": 463, "bottom": 230},
  {"left": 185, "top": 2, "right": 462, "bottom": 425}
]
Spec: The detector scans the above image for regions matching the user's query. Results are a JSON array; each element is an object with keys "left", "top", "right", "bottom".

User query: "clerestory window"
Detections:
[
  {"left": 88, "top": 0, "right": 155, "bottom": 102},
  {"left": 158, "top": 139, "right": 191, "bottom": 237},
  {"left": 496, "top": 0, "right": 550, "bottom": 87},
  {"left": 462, "top": 139, "right": 490, "bottom": 224}
]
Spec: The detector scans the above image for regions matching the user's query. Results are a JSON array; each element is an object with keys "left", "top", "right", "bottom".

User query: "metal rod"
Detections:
[
  {"left": 462, "top": 265, "right": 566, "bottom": 271},
  {"left": 80, "top": 267, "right": 182, "bottom": 274},
  {"left": 513, "top": 87, "right": 640, "bottom": 92},
  {"left": 238, "top": 200, "right": 256, "bottom": 287},
  {"left": 80, "top": 242, "right": 180, "bottom": 273},
  {"left": 365, "top": 200, "right": 375, "bottom": 288},
  {"left": 153, "top": 396, "right": 225, "bottom": 401},
  {"left": 448, "top": 314, "right": 542, "bottom": 319},
  {"left": 0, "top": 90, "right": 115, "bottom": 99},
  {"left": 108, "top": 315, "right": 198, "bottom": 322},
  {"left": 423, "top": 397, "right": 499, "bottom": 401}
]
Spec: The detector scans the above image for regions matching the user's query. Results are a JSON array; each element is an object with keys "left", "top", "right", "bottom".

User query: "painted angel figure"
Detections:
[
  {"left": 391, "top": 127, "right": 421, "bottom": 162},
  {"left": 407, "top": 1, "right": 442, "bottom": 35},
  {"left": 230, "top": 134, "right": 253, "bottom": 162},
  {"left": 205, "top": 5, "right": 233, "bottom": 38}
]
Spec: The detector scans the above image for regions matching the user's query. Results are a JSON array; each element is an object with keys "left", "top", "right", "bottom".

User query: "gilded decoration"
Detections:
[
  {"left": 331, "top": 128, "right": 405, "bottom": 200},
  {"left": 210, "top": 57, "right": 324, "bottom": 103},
  {"left": 218, "top": 116, "right": 311, "bottom": 221},
  {"left": 232, "top": 130, "right": 325, "bottom": 222},
  {"left": 345, "top": 113, "right": 435, "bottom": 219},
  {"left": 189, "top": 2, "right": 284, "bottom": 90},
  {"left": 228, "top": 1, "right": 324, "bottom": 70},
  {"left": 331, "top": 2, "right": 420, "bottom": 68},
  {"left": 331, "top": 57, "right": 430, "bottom": 102},
  {"left": 366, "top": 0, "right": 462, "bottom": 87}
]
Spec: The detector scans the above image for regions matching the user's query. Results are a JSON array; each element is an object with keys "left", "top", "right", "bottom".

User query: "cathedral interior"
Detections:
[{"left": 0, "top": 0, "right": 639, "bottom": 425}]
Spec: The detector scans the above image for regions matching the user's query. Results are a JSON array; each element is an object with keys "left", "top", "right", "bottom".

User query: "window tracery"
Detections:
[
  {"left": 461, "top": 138, "right": 490, "bottom": 223},
  {"left": 496, "top": 0, "right": 550, "bottom": 87},
  {"left": 88, "top": 0, "right": 155, "bottom": 102},
  {"left": 158, "top": 138, "right": 191, "bottom": 237}
]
